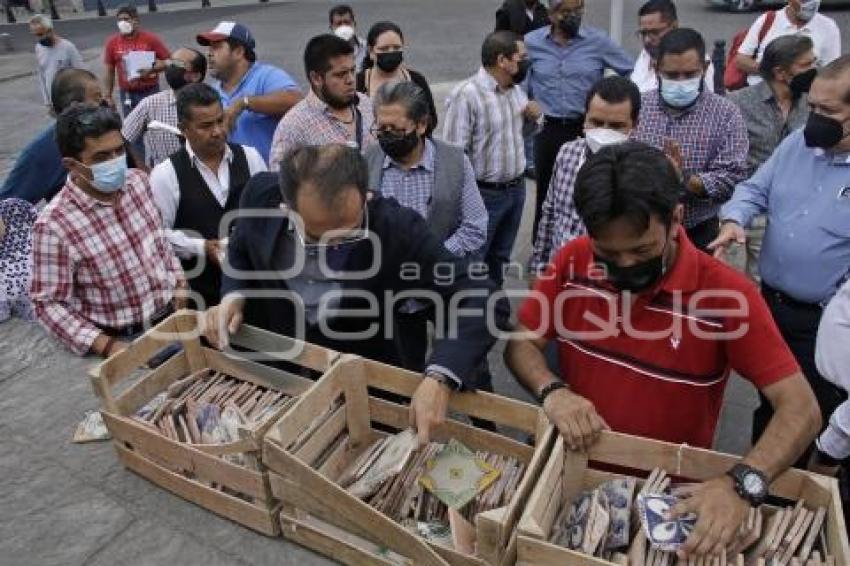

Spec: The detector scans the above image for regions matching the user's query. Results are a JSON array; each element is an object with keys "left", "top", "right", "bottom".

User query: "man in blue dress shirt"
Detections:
[
  {"left": 712, "top": 55, "right": 850, "bottom": 451},
  {"left": 524, "top": 0, "right": 632, "bottom": 241},
  {"left": 198, "top": 22, "right": 302, "bottom": 163}
]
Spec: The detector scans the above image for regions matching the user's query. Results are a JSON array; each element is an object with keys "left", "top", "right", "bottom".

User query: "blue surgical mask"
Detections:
[
  {"left": 659, "top": 76, "right": 703, "bottom": 109},
  {"left": 88, "top": 155, "right": 127, "bottom": 193},
  {"left": 798, "top": 0, "right": 820, "bottom": 22}
]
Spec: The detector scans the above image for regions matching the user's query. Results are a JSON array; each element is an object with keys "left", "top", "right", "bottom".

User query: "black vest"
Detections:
[{"left": 171, "top": 143, "right": 250, "bottom": 308}]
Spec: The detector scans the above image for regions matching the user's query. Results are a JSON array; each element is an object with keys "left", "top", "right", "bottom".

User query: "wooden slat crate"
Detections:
[
  {"left": 262, "top": 354, "right": 556, "bottom": 565},
  {"left": 517, "top": 433, "right": 850, "bottom": 565},
  {"left": 88, "top": 310, "right": 339, "bottom": 535}
]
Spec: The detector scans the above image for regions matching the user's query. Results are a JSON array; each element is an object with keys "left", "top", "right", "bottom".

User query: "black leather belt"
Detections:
[
  {"left": 100, "top": 303, "right": 175, "bottom": 338},
  {"left": 477, "top": 176, "right": 524, "bottom": 190},
  {"left": 761, "top": 284, "right": 824, "bottom": 311}
]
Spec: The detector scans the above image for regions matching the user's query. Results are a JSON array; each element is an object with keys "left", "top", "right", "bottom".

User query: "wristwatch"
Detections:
[
  {"left": 242, "top": 96, "right": 251, "bottom": 111},
  {"left": 425, "top": 371, "right": 459, "bottom": 391},
  {"left": 726, "top": 463, "right": 769, "bottom": 507},
  {"left": 537, "top": 380, "right": 568, "bottom": 405}
]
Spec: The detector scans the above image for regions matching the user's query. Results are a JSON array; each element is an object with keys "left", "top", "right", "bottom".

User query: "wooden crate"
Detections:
[
  {"left": 517, "top": 433, "right": 850, "bottom": 565},
  {"left": 88, "top": 310, "right": 339, "bottom": 535},
  {"left": 262, "top": 354, "right": 556, "bottom": 565}
]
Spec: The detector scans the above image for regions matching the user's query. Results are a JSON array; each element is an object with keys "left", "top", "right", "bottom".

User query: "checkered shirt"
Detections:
[
  {"left": 379, "top": 139, "right": 487, "bottom": 256},
  {"left": 632, "top": 90, "right": 749, "bottom": 228},
  {"left": 268, "top": 91, "right": 376, "bottom": 171},
  {"left": 531, "top": 138, "right": 588, "bottom": 273},
  {"left": 30, "top": 169, "right": 184, "bottom": 354},
  {"left": 121, "top": 89, "right": 182, "bottom": 167}
]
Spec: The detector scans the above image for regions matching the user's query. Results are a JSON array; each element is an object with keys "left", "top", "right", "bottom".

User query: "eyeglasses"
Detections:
[
  {"left": 635, "top": 25, "right": 672, "bottom": 39},
  {"left": 287, "top": 203, "right": 370, "bottom": 249},
  {"left": 369, "top": 125, "right": 415, "bottom": 138}
]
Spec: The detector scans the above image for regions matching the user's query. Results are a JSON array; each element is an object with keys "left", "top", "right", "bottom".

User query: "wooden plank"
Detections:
[
  {"left": 203, "top": 348, "right": 313, "bottom": 397},
  {"left": 103, "top": 413, "right": 267, "bottom": 500},
  {"left": 517, "top": 534, "right": 610, "bottom": 565},
  {"left": 229, "top": 323, "right": 338, "bottom": 372},
  {"left": 367, "top": 397, "right": 534, "bottom": 463},
  {"left": 114, "top": 351, "right": 189, "bottom": 416},
  {"left": 172, "top": 310, "right": 206, "bottom": 370},
  {"left": 266, "top": 461, "right": 448, "bottom": 566},
  {"left": 361, "top": 358, "right": 540, "bottom": 433},
  {"left": 114, "top": 443, "right": 278, "bottom": 536},
  {"left": 279, "top": 513, "right": 407, "bottom": 566},
  {"left": 344, "top": 362, "right": 372, "bottom": 448},
  {"left": 264, "top": 362, "right": 346, "bottom": 450},
  {"left": 94, "top": 314, "right": 182, "bottom": 387},
  {"left": 294, "top": 404, "right": 348, "bottom": 467}
]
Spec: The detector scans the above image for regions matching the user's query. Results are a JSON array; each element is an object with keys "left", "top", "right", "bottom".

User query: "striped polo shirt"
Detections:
[{"left": 519, "top": 227, "right": 799, "bottom": 448}]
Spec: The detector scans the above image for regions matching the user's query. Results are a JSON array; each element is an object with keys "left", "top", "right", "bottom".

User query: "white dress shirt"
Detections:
[
  {"left": 630, "top": 49, "right": 715, "bottom": 94},
  {"left": 737, "top": 8, "right": 841, "bottom": 86},
  {"left": 149, "top": 142, "right": 267, "bottom": 258},
  {"left": 816, "top": 279, "right": 850, "bottom": 459}
]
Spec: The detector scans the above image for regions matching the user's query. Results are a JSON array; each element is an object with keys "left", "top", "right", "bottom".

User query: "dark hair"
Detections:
[
  {"left": 366, "top": 21, "right": 404, "bottom": 49},
  {"left": 574, "top": 142, "right": 681, "bottom": 237},
  {"left": 50, "top": 68, "right": 98, "bottom": 115},
  {"left": 304, "top": 34, "right": 355, "bottom": 79},
  {"left": 816, "top": 54, "right": 850, "bottom": 104},
  {"left": 225, "top": 37, "right": 256, "bottom": 63},
  {"left": 374, "top": 81, "right": 431, "bottom": 125},
  {"left": 116, "top": 5, "right": 137, "bottom": 19},
  {"left": 329, "top": 4, "right": 354, "bottom": 24},
  {"left": 279, "top": 144, "right": 368, "bottom": 210},
  {"left": 176, "top": 83, "right": 221, "bottom": 123},
  {"left": 55, "top": 104, "right": 123, "bottom": 159},
  {"left": 481, "top": 31, "right": 521, "bottom": 67},
  {"left": 638, "top": 0, "right": 677, "bottom": 23},
  {"left": 585, "top": 76, "right": 642, "bottom": 122},
  {"left": 657, "top": 28, "right": 705, "bottom": 66},
  {"left": 759, "top": 35, "right": 813, "bottom": 81},
  {"left": 186, "top": 47, "right": 208, "bottom": 78}
]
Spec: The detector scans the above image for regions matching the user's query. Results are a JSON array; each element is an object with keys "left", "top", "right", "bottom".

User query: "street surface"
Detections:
[{"left": 1, "top": 1, "right": 848, "bottom": 564}]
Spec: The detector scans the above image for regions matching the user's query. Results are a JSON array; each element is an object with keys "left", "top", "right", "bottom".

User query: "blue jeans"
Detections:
[{"left": 479, "top": 181, "right": 526, "bottom": 287}]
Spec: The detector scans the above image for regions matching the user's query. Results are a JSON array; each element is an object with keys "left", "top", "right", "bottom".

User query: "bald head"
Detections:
[{"left": 50, "top": 68, "right": 102, "bottom": 115}]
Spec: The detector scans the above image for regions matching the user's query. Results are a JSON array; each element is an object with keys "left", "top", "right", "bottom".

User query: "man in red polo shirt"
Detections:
[
  {"left": 507, "top": 142, "right": 820, "bottom": 559},
  {"left": 103, "top": 6, "right": 170, "bottom": 119}
]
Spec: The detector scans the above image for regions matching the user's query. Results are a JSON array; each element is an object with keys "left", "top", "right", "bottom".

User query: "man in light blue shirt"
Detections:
[
  {"left": 198, "top": 22, "right": 302, "bottom": 162},
  {"left": 713, "top": 56, "right": 850, "bottom": 456},
  {"left": 524, "top": 0, "right": 633, "bottom": 241}
]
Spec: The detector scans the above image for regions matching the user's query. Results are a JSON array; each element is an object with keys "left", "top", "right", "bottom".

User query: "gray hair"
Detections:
[
  {"left": 373, "top": 80, "right": 431, "bottom": 125},
  {"left": 759, "top": 35, "right": 814, "bottom": 81},
  {"left": 29, "top": 14, "right": 53, "bottom": 29}
]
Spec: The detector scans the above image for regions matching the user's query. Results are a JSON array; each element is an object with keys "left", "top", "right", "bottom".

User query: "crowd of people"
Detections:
[{"left": 1, "top": 0, "right": 849, "bottom": 558}]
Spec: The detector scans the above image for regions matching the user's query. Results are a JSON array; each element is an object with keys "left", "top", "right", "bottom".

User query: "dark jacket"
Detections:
[
  {"left": 221, "top": 172, "right": 509, "bottom": 389},
  {"left": 495, "top": 0, "right": 549, "bottom": 35}
]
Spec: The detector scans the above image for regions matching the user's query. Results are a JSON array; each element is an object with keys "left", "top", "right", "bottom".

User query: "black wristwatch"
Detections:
[
  {"left": 726, "top": 463, "right": 769, "bottom": 507},
  {"left": 537, "top": 380, "right": 568, "bottom": 405}
]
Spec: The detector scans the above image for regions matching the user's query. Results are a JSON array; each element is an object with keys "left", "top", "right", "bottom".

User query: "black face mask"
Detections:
[
  {"left": 557, "top": 14, "right": 582, "bottom": 37},
  {"left": 804, "top": 112, "right": 848, "bottom": 149},
  {"left": 164, "top": 65, "right": 190, "bottom": 91},
  {"left": 789, "top": 68, "right": 817, "bottom": 97},
  {"left": 594, "top": 236, "right": 670, "bottom": 293},
  {"left": 512, "top": 60, "right": 530, "bottom": 84},
  {"left": 376, "top": 51, "right": 404, "bottom": 73},
  {"left": 378, "top": 129, "right": 420, "bottom": 161},
  {"left": 37, "top": 36, "right": 54, "bottom": 47}
]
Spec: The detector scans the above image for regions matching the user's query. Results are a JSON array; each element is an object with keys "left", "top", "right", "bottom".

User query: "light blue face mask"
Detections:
[
  {"left": 88, "top": 154, "right": 127, "bottom": 193},
  {"left": 798, "top": 0, "right": 821, "bottom": 22},
  {"left": 659, "top": 76, "right": 703, "bottom": 109}
]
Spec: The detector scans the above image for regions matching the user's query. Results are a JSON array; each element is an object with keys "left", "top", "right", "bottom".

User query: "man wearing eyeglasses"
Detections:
[
  {"left": 203, "top": 144, "right": 510, "bottom": 446},
  {"left": 630, "top": 0, "right": 715, "bottom": 94}
]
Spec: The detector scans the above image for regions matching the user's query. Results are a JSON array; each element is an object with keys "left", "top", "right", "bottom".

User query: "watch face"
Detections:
[{"left": 743, "top": 472, "right": 765, "bottom": 495}]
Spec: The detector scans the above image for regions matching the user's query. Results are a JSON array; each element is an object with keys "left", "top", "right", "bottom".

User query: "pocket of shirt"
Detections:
[{"left": 820, "top": 196, "right": 850, "bottom": 237}]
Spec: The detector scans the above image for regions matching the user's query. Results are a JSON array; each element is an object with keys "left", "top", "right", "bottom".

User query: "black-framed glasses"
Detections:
[
  {"left": 370, "top": 125, "right": 415, "bottom": 138},
  {"left": 285, "top": 203, "right": 370, "bottom": 249}
]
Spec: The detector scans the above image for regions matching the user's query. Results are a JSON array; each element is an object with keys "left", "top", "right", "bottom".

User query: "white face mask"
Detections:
[
  {"left": 798, "top": 0, "right": 821, "bottom": 22},
  {"left": 333, "top": 25, "right": 356, "bottom": 42},
  {"left": 585, "top": 127, "right": 630, "bottom": 153},
  {"left": 117, "top": 20, "right": 133, "bottom": 35}
]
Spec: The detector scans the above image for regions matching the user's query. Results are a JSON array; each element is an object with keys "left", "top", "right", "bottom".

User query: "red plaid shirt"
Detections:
[{"left": 30, "top": 169, "right": 184, "bottom": 354}]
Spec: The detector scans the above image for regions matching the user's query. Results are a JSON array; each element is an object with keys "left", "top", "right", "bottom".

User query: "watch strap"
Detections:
[{"left": 537, "top": 380, "right": 567, "bottom": 405}]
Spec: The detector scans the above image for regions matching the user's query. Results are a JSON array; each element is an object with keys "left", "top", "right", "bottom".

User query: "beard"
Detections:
[{"left": 320, "top": 84, "right": 356, "bottom": 109}]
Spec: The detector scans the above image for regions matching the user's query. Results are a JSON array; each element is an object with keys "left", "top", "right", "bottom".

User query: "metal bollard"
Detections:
[
  {"left": 148, "top": 0, "right": 157, "bottom": 12},
  {"left": 713, "top": 39, "right": 727, "bottom": 96},
  {"left": 0, "top": 32, "right": 13, "bottom": 52},
  {"left": 97, "top": 0, "right": 106, "bottom": 17},
  {"left": 201, "top": 0, "right": 210, "bottom": 7},
  {"left": 4, "top": 3, "right": 15, "bottom": 24}
]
